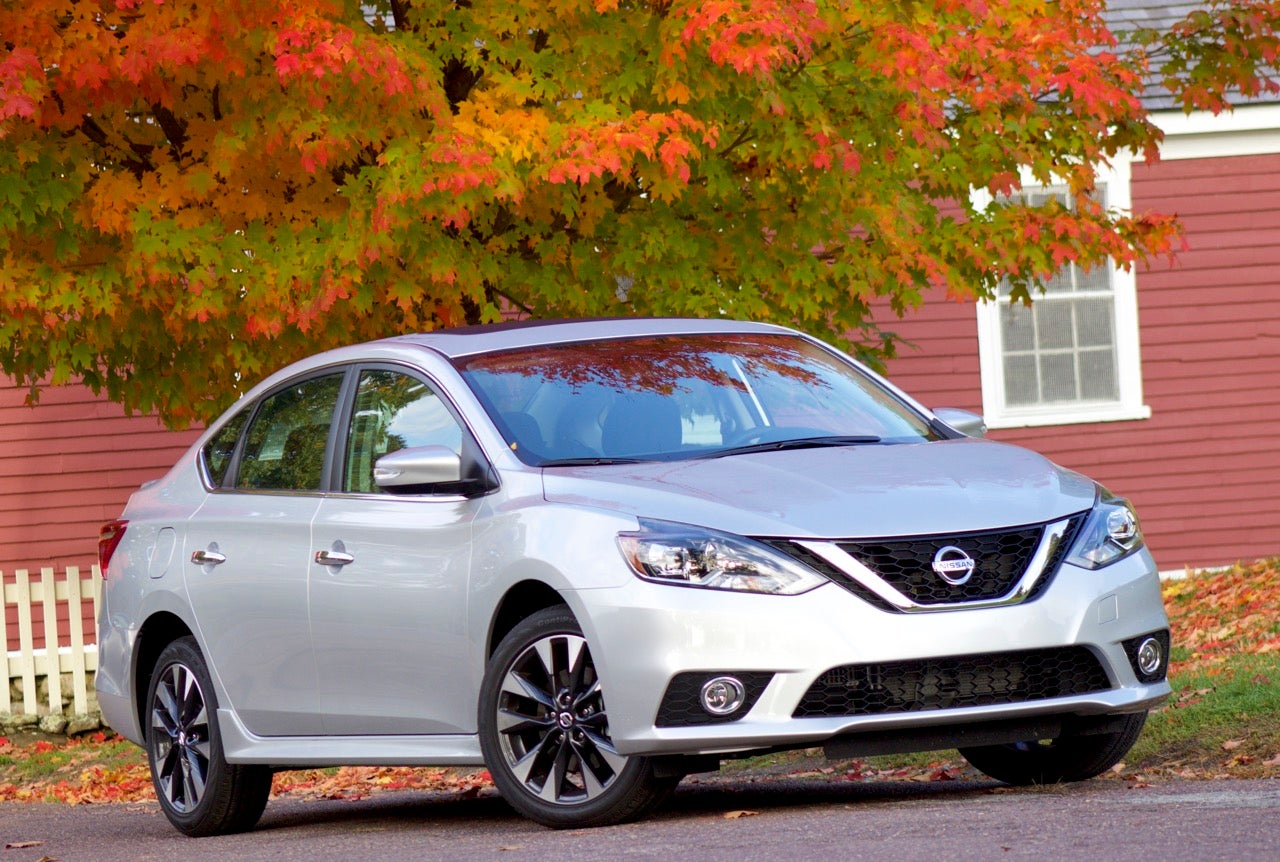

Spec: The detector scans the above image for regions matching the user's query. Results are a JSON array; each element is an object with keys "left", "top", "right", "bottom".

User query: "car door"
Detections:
[
  {"left": 309, "top": 366, "right": 483, "bottom": 735},
  {"left": 183, "top": 370, "right": 345, "bottom": 737}
]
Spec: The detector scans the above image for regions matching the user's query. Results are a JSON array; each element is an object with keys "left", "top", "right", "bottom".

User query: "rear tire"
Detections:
[
  {"left": 478, "top": 606, "right": 678, "bottom": 828},
  {"left": 959, "top": 711, "right": 1147, "bottom": 785},
  {"left": 145, "top": 637, "right": 272, "bottom": 836}
]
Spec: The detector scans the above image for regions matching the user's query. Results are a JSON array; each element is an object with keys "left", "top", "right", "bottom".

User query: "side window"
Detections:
[
  {"left": 236, "top": 373, "right": 345, "bottom": 492},
  {"left": 201, "top": 410, "right": 248, "bottom": 488},
  {"left": 344, "top": 369, "right": 463, "bottom": 494}
]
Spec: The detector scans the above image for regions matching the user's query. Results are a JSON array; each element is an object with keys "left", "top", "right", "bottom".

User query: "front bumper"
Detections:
[{"left": 572, "top": 549, "right": 1170, "bottom": 757}]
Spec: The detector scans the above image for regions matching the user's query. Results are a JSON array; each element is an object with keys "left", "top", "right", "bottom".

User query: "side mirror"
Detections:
[
  {"left": 373, "top": 446, "right": 463, "bottom": 490},
  {"left": 932, "top": 408, "right": 988, "bottom": 438}
]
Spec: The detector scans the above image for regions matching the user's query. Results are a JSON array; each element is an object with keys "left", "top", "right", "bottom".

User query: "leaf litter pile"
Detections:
[
  {"left": 1162, "top": 559, "right": 1280, "bottom": 675},
  {"left": 0, "top": 733, "right": 491, "bottom": 806},
  {"left": 2, "top": 559, "right": 1277, "bottom": 806}
]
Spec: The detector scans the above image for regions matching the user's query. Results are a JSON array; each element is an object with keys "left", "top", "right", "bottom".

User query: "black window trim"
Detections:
[
  {"left": 330, "top": 361, "right": 497, "bottom": 499},
  {"left": 197, "top": 359, "right": 500, "bottom": 498},
  {"left": 198, "top": 365, "right": 352, "bottom": 496}
]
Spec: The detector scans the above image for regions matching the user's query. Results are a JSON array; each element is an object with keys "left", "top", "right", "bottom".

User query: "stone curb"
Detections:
[{"left": 0, "top": 711, "right": 104, "bottom": 737}]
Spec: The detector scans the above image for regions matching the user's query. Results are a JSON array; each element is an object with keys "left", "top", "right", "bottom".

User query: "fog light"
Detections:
[
  {"left": 700, "top": 676, "right": 746, "bottom": 716},
  {"left": 1136, "top": 636, "right": 1164, "bottom": 677}
]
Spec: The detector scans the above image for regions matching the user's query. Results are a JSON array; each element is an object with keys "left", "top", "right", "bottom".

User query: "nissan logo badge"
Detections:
[{"left": 931, "top": 546, "right": 976, "bottom": 586}]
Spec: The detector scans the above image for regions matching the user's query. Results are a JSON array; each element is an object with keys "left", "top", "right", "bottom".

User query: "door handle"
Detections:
[
  {"left": 190, "top": 549, "right": 227, "bottom": 566},
  {"left": 315, "top": 549, "right": 355, "bottom": 567}
]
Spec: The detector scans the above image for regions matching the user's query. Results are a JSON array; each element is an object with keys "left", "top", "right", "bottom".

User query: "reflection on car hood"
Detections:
[{"left": 540, "top": 439, "right": 1097, "bottom": 538}]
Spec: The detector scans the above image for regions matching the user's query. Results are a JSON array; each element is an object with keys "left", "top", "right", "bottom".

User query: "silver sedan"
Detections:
[{"left": 95, "top": 318, "right": 1171, "bottom": 835}]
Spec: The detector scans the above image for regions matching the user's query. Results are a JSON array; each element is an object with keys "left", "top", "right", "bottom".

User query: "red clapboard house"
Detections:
[
  {"left": 882, "top": 101, "right": 1280, "bottom": 573},
  {"left": 881, "top": 0, "right": 1280, "bottom": 572}
]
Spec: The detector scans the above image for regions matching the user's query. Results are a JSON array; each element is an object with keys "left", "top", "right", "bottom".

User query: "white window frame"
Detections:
[{"left": 975, "top": 159, "right": 1151, "bottom": 429}]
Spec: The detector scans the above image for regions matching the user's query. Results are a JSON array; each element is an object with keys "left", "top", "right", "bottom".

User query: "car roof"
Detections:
[
  {"left": 379, "top": 317, "right": 797, "bottom": 360},
  {"left": 230, "top": 317, "right": 819, "bottom": 416}
]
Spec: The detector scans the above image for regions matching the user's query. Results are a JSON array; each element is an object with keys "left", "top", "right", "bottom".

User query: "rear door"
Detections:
[{"left": 183, "top": 371, "right": 345, "bottom": 736}]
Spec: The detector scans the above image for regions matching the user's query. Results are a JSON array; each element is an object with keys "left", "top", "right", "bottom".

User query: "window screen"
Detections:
[{"left": 996, "top": 186, "right": 1120, "bottom": 409}]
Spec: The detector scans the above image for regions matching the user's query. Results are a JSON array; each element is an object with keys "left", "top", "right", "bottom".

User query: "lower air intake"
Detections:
[{"left": 794, "top": 646, "right": 1111, "bottom": 718}]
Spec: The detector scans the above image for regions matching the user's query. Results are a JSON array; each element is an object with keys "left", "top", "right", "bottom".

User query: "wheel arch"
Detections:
[
  {"left": 132, "top": 611, "right": 196, "bottom": 727},
  {"left": 486, "top": 579, "right": 569, "bottom": 659}
]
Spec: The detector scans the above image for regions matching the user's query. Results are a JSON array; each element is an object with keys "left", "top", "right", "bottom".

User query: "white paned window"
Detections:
[{"left": 975, "top": 161, "right": 1150, "bottom": 428}]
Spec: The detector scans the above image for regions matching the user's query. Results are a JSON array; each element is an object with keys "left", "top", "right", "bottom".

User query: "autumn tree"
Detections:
[{"left": 2, "top": 0, "right": 1277, "bottom": 426}]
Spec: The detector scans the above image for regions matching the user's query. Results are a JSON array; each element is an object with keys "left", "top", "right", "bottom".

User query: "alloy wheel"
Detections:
[
  {"left": 150, "top": 661, "right": 212, "bottom": 813},
  {"left": 493, "top": 632, "right": 626, "bottom": 805}
]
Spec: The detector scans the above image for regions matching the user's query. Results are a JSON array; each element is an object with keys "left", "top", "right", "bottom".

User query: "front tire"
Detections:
[
  {"left": 959, "top": 711, "right": 1148, "bottom": 785},
  {"left": 478, "top": 606, "right": 677, "bottom": 828},
  {"left": 145, "top": 637, "right": 272, "bottom": 836}
]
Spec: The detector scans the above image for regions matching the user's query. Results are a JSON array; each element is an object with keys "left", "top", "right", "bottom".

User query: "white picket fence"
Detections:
[{"left": 2, "top": 566, "right": 101, "bottom": 716}]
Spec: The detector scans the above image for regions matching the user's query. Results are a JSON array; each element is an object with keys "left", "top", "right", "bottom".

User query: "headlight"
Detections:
[
  {"left": 1066, "top": 495, "right": 1144, "bottom": 570},
  {"left": 617, "top": 520, "right": 827, "bottom": 595}
]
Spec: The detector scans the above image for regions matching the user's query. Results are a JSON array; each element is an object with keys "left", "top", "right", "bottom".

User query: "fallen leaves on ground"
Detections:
[
  {"left": 0, "top": 732, "right": 492, "bottom": 805},
  {"left": 269, "top": 767, "right": 492, "bottom": 802},
  {"left": 696, "top": 756, "right": 985, "bottom": 787},
  {"left": 0, "top": 732, "right": 152, "bottom": 804},
  {"left": 1162, "top": 560, "right": 1280, "bottom": 677}
]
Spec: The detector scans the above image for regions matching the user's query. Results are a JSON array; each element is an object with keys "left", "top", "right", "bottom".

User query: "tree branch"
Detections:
[
  {"left": 151, "top": 103, "right": 189, "bottom": 161},
  {"left": 716, "top": 127, "right": 756, "bottom": 160},
  {"left": 390, "top": 0, "right": 412, "bottom": 32},
  {"left": 78, "top": 115, "right": 155, "bottom": 177},
  {"left": 485, "top": 282, "right": 536, "bottom": 318},
  {"left": 443, "top": 58, "right": 483, "bottom": 113}
]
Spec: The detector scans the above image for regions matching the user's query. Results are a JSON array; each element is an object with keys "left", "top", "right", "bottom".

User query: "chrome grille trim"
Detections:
[{"left": 795, "top": 517, "right": 1076, "bottom": 613}]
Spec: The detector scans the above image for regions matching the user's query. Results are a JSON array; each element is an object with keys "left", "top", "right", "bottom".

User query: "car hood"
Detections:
[{"left": 540, "top": 439, "right": 1097, "bottom": 539}]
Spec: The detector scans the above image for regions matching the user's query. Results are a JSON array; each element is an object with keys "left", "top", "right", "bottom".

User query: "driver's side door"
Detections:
[{"left": 309, "top": 367, "right": 484, "bottom": 735}]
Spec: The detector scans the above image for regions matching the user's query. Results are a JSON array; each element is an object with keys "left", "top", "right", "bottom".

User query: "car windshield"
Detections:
[{"left": 457, "top": 333, "right": 940, "bottom": 466}]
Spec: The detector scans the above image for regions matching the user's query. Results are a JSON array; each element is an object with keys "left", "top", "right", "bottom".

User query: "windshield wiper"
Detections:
[
  {"left": 538, "top": 457, "right": 646, "bottom": 467},
  {"left": 693, "top": 435, "right": 882, "bottom": 460}
]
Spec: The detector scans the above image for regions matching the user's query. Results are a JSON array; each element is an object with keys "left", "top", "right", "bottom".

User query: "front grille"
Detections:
[
  {"left": 764, "top": 541, "right": 901, "bottom": 613},
  {"left": 793, "top": 646, "right": 1112, "bottom": 718},
  {"left": 1025, "top": 515, "right": 1085, "bottom": 601},
  {"left": 767, "top": 515, "right": 1087, "bottom": 611},
  {"left": 837, "top": 527, "right": 1042, "bottom": 604}
]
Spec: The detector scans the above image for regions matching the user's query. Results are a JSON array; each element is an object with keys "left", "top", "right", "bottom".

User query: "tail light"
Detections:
[{"left": 98, "top": 519, "right": 129, "bottom": 576}]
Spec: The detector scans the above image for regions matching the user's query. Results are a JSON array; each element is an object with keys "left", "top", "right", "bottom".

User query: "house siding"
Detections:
[
  {"left": 0, "top": 381, "right": 202, "bottom": 572},
  {"left": 880, "top": 297, "right": 986, "bottom": 415},
  {"left": 881, "top": 151, "right": 1280, "bottom": 571},
  {"left": 2, "top": 380, "right": 202, "bottom": 650}
]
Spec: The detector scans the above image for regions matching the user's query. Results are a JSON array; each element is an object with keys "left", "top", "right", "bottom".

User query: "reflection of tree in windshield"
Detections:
[
  {"left": 460, "top": 333, "right": 934, "bottom": 464},
  {"left": 458, "top": 335, "right": 827, "bottom": 394}
]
